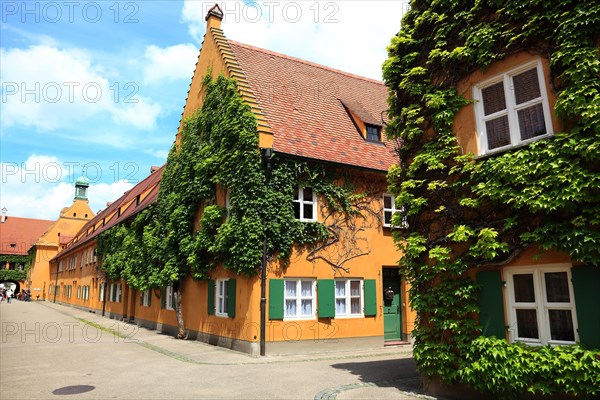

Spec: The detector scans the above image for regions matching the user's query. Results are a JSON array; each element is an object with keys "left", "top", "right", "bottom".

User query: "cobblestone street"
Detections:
[{"left": 1, "top": 301, "right": 438, "bottom": 399}]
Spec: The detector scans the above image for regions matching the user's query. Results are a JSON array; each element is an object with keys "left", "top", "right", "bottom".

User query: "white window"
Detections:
[
  {"left": 77, "top": 286, "right": 81, "bottom": 299},
  {"left": 506, "top": 265, "right": 578, "bottom": 345},
  {"left": 293, "top": 186, "right": 317, "bottom": 222},
  {"left": 215, "top": 280, "right": 229, "bottom": 317},
  {"left": 142, "top": 289, "right": 151, "bottom": 307},
  {"left": 99, "top": 283, "right": 105, "bottom": 301},
  {"left": 165, "top": 284, "right": 175, "bottom": 310},
  {"left": 474, "top": 60, "right": 553, "bottom": 155},
  {"left": 225, "top": 189, "right": 231, "bottom": 220},
  {"left": 335, "top": 279, "right": 363, "bottom": 317},
  {"left": 383, "top": 193, "right": 405, "bottom": 228},
  {"left": 284, "top": 279, "right": 316, "bottom": 320}
]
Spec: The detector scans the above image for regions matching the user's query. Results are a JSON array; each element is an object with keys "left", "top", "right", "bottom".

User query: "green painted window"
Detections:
[
  {"left": 227, "top": 279, "right": 236, "bottom": 318},
  {"left": 317, "top": 279, "right": 335, "bottom": 318},
  {"left": 207, "top": 280, "right": 215, "bottom": 315},
  {"left": 364, "top": 279, "right": 377, "bottom": 316},
  {"left": 268, "top": 279, "right": 284, "bottom": 320},
  {"left": 477, "top": 271, "right": 507, "bottom": 339},
  {"left": 571, "top": 266, "right": 600, "bottom": 349}
]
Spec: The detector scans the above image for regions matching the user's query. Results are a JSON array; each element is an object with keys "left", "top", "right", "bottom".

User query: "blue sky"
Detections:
[{"left": 1, "top": 1, "right": 408, "bottom": 219}]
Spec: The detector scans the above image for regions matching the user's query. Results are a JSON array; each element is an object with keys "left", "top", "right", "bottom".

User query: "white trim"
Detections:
[
  {"left": 293, "top": 186, "right": 318, "bottom": 222},
  {"left": 382, "top": 193, "right": 405, "bottom": 228},
  {"left": 215, "top": 279, "right": 229, "bottom": 317},
  {"left": 283, "top": 279, "right": 316, "bottom": 320},
  {"left": 165, "top": 284, "right": 174, "bottom": 310},
  {"left": 473, "top": 59, "right": 553, "bottom": 156},
  {"left": 505, "top": 264, "right": 578, "bottom": 346},
  {"left": 334, "top": 279, "right": 364, "bottom": 318},
  {"left": 142, "top": 289, "right": 151, "bottom": 307}
]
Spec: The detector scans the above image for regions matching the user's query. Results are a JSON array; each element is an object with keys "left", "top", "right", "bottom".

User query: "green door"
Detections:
[{"left": 383, "top": 268, "right": 402, "bottom": 341}]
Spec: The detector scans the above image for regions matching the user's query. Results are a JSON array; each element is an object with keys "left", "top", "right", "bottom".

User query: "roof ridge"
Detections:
[{"left": 227, "top": 39, "right": 385, "bottom": 86}]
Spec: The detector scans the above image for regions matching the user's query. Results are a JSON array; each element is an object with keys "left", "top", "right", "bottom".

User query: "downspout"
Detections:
[{"left": 260, "top": 148, "right": 273, "bottom": 356}]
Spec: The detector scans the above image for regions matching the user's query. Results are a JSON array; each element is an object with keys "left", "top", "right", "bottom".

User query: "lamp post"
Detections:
[{"left": 260, "top": 147, "right": 273, "bottom": 356}]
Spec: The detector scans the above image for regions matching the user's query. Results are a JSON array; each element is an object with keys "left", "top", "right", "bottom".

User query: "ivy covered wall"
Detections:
[{"left": 383, "top": 0, "right": 599, "bottom": 397}]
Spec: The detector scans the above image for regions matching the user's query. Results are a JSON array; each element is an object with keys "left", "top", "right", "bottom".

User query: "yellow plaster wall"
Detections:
[{"left": 29, "top": 199, "right": 94, "bottom": 299}]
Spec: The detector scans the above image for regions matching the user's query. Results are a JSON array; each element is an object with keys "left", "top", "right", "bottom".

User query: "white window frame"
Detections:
[
  {"left": 382, "top": 193, "right": 406, "bottom": 228},
  {"left": 215, "top": 279, "right": 229, "bottom": 317},
  {"left": 334, "top": 279, "right": 364, "bottom": 318},
  {"left": 473, "top": 59, "right": 553, "bottom": 156},
  {"left": 293, "top": 186, "right": 318, "bottom": 222},
  {"left": 165, "top": 284, "right": 175, "bottom": 310},
  {"left": 283, "top": 279, "right": 316, "bottom": 320},
  {"left": 505, "top": 264, "right": 578, "bottom": 346},
  {"left": 142, "top": 289, "right": 151, "bottom": 307}
]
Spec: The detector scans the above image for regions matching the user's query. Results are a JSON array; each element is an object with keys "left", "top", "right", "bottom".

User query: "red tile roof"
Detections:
[
  {"left": 55, "top": 166, "right": 164, "bottom": 260},
  {"left": 228, "top": 40, "right": 400, "bottom": 172},
  {"left": 0, "top": 216, "right": 54, "bottom": 256}
]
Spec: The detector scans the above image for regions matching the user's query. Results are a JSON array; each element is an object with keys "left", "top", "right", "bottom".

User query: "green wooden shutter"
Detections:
[
  {"left": 571, "top": 266, "right": 600, "bottom": 349},
  {"left": 317, "top": 279, "right": 335, "bottom": 318},
  {"left": 227, "top": 279, "right": 236, "bottom": 318},
  {"left": 118, "top": 284, "right": 122, "bottom": 303},
  {"left": 148, "top": 290, "right": 151, "bottom": 307},
  {"left": 476, "top": 271, "right": 506, "bottom": 339},
  {"left": 207, "top": 280, "right": 215, "bottom": 315},
  {"left": 364, "top": 279, "right": 377, "bottom": 316},
  {"left": 140, "top": 290, "right": 143, "bottom": 306},
  {"left": 268, "top": 279, "right": 284, "bottom": 320},
  {"left": 160, "top": 287, "right": 166, "bottom": 309}
]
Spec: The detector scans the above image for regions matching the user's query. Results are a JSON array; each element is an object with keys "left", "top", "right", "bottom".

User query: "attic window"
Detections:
[
  {"left": 9, "top": 243, "right": 16, "bottom": 248},
  {"left": 366, "top": 124, "right": 381, "bottom": 142},
  {"left": 136, "top": 194, "right": 141, "bottom": 206}
]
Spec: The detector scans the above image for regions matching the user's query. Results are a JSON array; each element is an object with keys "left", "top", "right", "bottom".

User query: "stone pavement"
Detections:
[{"left": 1, "top": 300, "right": 442, "bottom": 399}]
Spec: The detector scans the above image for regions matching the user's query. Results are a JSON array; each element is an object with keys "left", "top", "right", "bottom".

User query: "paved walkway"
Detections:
[{"left": 1, "top": 300, "right": 440, "bottom": 399}]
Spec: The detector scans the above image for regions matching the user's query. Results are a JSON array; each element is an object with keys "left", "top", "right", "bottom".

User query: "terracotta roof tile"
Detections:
[
  {"left": 228, "top": 40, "right": 399, "bottom": 172},
  {"left": 0, "top": 216, "right": 54, "bottom": 256},
  {"left": 55, "top": 166, "right": 164, "bottom": 259}
]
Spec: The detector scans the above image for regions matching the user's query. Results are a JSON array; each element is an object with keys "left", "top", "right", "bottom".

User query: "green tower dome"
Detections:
[{"left": 74, "top": 176, "right": 90, "bottom": 200}]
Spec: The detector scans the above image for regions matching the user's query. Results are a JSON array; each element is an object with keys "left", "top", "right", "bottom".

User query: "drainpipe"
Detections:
[{"left": 260, "top": 148, "right": 273, "bottom": 356}]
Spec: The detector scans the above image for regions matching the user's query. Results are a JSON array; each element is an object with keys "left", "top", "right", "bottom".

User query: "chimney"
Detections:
[
  {"left": 1, "top": 207, "right": 6, "bottom": 223},
  {"left": 150, "top": 166, "right": 160, "bottom": 174},
  {"left": 205, "top": 3, "right": 223, "bottom": 30}
]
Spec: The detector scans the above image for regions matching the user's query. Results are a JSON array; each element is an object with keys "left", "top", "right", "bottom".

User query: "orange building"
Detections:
[
  {"left": 0, "top": 208, "right": 53, "bottom": 294},
  {"left": 28, "top": 177, "right": 94, "bottom": 300},
  {"left": 50, "top": 5, "right": 416, "bottom": 355},
  {"left": 453, "top": 52, "right": 599, "bottom": 349}
]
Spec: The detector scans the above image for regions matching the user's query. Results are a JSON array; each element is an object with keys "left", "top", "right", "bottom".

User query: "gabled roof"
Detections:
[
  {"left": 226, "top": 40, "right": 399, "bottom": 172},
  {"left": 55, "top": 166, "right": 164, "bottom": 260},
  {"left": 0, "top": 216, "right": 54, "bottom": 256}
]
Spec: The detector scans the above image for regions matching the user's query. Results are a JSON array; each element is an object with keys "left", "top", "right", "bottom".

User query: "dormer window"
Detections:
[
  {"left": 136, "top": 194, "right": 141, "bottom": 206},
  {"left": 366, "top": 124, "right": 381, "bottom": 142}
]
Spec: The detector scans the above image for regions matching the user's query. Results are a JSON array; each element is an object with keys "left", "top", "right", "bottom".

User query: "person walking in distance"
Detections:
[{"left": 6, "top": 288, "right": 13, "bottom": 303}]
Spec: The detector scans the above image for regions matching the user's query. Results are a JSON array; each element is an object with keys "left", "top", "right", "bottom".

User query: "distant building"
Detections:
[{"left": 27, "top": 177, "right": 94, "bottom": 300}]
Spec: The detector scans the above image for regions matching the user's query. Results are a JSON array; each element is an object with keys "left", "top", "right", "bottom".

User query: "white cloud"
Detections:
[
  {"left": 0, "top": 154, "right": 134, "bottom": 220},
  {"left": 181, "top": 1, "right": 409, "bottom": 80},
  {"left": 0, "top": 44, "right": 161, "bottom": 133},
  {"left": 143, "top": 44, "right": 199, "bottom": 84}
]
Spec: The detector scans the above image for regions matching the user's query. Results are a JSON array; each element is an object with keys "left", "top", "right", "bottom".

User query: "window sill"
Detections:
[
  {"left": 475, "top": 133, "right": 554, "bottom": 160},
  {"left": 283, "top": 316, "right": 316, "bottom": 321},
  {"left": 334, "top": 314, "right": 364, "bottom": 319}
]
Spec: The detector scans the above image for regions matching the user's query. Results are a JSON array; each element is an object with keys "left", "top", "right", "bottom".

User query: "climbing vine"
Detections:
[
  {"left": 384, "top": 0, "right": 599, "bottom": 397},
  {"left": 97, "top": 74, "right": 380, "bottom": 336}
]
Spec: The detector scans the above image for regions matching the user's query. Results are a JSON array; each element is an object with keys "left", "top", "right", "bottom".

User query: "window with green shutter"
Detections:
[
  {"left": 207, "top": 280, "right": 215, "bottom": 315},
  {"left": 571, "top": 266, "right": 600, "bottom": 349},
  {"left": 476, "top": 270, "right": 506, "bottom": 339},
  {"left": 364, "top": 279, "right": 377, "bottom": 316},
  {"left": 160, "top": 287, "right": 166, "bottom": 309},
  {"left": 227, "top": 279, "right": 236, "bottom": 318},
  {"left": 269, "top": 279, "right": 284, "bottom": 320},
  {"left": 317, "top": 279, "right": 335, "bottom": 318}
]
